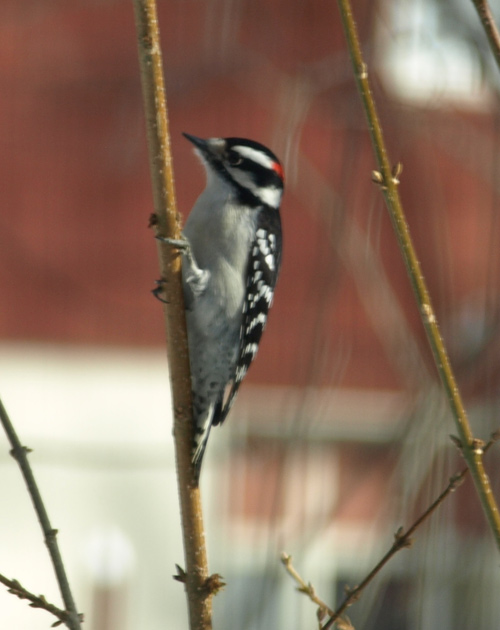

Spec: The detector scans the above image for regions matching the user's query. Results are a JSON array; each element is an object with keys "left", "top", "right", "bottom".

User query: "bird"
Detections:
[{"left": 159, "top": 133, "right": 284, "bottom": 483}]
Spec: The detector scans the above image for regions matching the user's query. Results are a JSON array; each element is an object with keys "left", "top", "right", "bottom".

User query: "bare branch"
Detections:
[
  {"left": 281, "top": 553, "right": 359, "bottom": 630},
  {"left": 336, "top": 0, "right": 500, "bottom": 548},
  {"left": 470, "top": 0, "right": 500, "bottom": 73},
  {"left": 0, "top": 574, "right": 84, "bottom": 628},
  {"left": 281, "top": 552, "right": 335, "bottom": 625},
  {"left": 0, "top": 398, "right": 82, "bottom": 629},
  {"left": 131, "top": 1, "right": 213, "bottom": 628},
  {"left": 321, "top": 432, "right": 500, "bottom": 629}
]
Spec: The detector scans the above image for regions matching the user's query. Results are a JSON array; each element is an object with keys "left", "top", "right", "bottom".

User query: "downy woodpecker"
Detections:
[{"left": 162, "top": 133, "right": 284, "bottom": 482}]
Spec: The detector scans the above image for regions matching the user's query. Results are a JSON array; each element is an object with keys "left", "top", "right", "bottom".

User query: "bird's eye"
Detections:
[{"left": 227, "top": 151, "right": 243, "bottom": 166}]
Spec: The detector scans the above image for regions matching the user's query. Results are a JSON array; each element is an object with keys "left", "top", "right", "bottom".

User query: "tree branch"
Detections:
[
  {"left": 281, "top": 553, "right": 335, "bottom": 625},
  {"left": 336, "top": 0, "right": 500, "bottom": 549},
  {"left": 470, "top": 0, "right": 500, "bottom": 73},
  {"left": 282, "top": 434, "right": 499, "bottom": 629},
  {"left": 0, "top": 573, "right": 83, "bottom": 628},
  {"left": 131, "top": 1, "right": 214, "bottom": 628},
  {"left": 0, "top": 398, "right": 82, "bottom": 629},
  {"left": 321, "top": 431, "right": 500, "bottom": 629}
]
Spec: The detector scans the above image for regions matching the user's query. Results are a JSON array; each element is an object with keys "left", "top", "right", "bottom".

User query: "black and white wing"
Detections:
[{"left": 214, "top": 208, "right": 282, "bottom": 426}]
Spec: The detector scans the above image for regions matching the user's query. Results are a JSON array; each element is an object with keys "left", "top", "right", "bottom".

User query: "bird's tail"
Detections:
[
  {"left": 191, "top": 397, "right": 221, "bottom": 484},
  {"left": 192, "top": 424, "right": 211, "bottom": 484}
]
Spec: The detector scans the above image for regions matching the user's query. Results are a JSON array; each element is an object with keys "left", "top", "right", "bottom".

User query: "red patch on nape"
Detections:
[{"left": 272, "top": 161, "right": 285, "bottom": 181}]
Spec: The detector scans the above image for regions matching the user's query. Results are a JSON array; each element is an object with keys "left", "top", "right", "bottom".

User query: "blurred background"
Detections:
[{"left": 1, "top": 0, "right": 500, "bottom": 629}]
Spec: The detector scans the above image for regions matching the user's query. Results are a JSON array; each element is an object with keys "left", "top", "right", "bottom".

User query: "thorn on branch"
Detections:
[
  {"left": 203, "top": 573, "right": 226, "bottom": 596},
  {"left": 7, "top": 579, "right": 24, "bottom": 597},
  {"left": 297, "top": 581, "right": 313, "bottom": 595},
  {"left": 173, "top": 564, "right": 187, "bottom": 583},
  {"left": 317, "top": 605, "right": 327, "bottom": 622},
  {"left": 173, "top": 564, "right": 225, "bottom": 596},
  {"left": 448, "top": 473, "right": 466, "bottom": 491},
  {"left": 46, "top": 529, "right": 59, "bottom": 541},
  {"left": 471, "top": 438, "right": 486, "bottom": 455},
  {"left": 394, "top": 525, "right": 404, "bottom": 540},
  {"left": 393, "top": 526, "right": 413, "bottom": 550},
  {"left": 371, "top": 170, "right": 384, "bottom": 186},
  {"left": 9, "top": 445, "right": 33, "bottom": 459},
  {"left": 340, "top": 583, "right": 361, "bottom": 608},
  {"left": 449, "top": 434, "right": 462, "bottom": 450},
  {"left": 391, "top": 162, "right": 403, "bottom": 184},
  {"left": 371, "top": 164, "right": 402, "bottom": 188}
]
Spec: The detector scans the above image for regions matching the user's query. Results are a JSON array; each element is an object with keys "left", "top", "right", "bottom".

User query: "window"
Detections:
[{"left": 378, "top": 0, "right": 495, "bottom": 108}]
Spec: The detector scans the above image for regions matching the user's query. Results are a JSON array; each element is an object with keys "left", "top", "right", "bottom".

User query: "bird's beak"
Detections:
[
  {"left": 183, "top": 133, "right": 225, "bottom": 161},
  {"left": 182, "top": 132, "right": 208, "bottom": 151}
]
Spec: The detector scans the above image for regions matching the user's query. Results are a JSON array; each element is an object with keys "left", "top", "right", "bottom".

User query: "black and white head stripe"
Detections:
[
  {"left": 226, "top": 165, "right": 283, "bottom": 208},
  {"left": 214, "top": 207, "right": 282, "bottom": 426},
  {"left": 223, "top": 139, "right": 284, "bottom": 208},
  {"left": 183, "top": 133, "right": 284, "bottom": 209},
  {"left": 228, "top": 143, "right": 281, "bottom": 172}
]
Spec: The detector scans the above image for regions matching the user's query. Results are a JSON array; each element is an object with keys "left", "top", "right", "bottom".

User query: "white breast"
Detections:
[{"left": 184, "top": 180, "right": 258, "bottom": 320}]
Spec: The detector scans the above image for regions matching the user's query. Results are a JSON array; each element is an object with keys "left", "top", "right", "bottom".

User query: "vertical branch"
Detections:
[
  {"left": 0, "top": 399, "right": 82, "bottom": 630},
  {"left": 131, "top": 2, "right": 212, "bottom": 629},
  {"left": 470, "top": 0, "right": 500, "bottom": 73},
  {"left": 336, "top": 0, "right": 500, "bottom": 548}
]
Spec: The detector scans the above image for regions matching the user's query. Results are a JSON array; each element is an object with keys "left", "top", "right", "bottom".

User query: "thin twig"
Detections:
[
  {"left": 0, "top": 398, "right": 82, "bottom": 630},
  {"left": 281, "top": 553, "right": 335, "bottom": 627},
  {"left": 131, "top": 1, "right": 214, "bottom": 629},
  {"left": 281, "top": 554, "right": 358, "bottom": 630},
  {"left": 336, "top": 0, "right": 500, "bottom": 549},
  {"left": 0, "top": 573, "right": 83, "bottom": 628},
  {"left": 321, "top": 432, "right": 500, "bottom": 629},
  {"left": 470, "top": 0, "right": 500, "bottom": 73}
]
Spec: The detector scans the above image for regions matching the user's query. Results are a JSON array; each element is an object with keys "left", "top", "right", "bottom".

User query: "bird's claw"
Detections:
[
  {"left": 156, "top": 235, "right": 190, "bottom": 252},
  {"left": 152, "top": 278, "right": 168, "bottom": 303}
]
